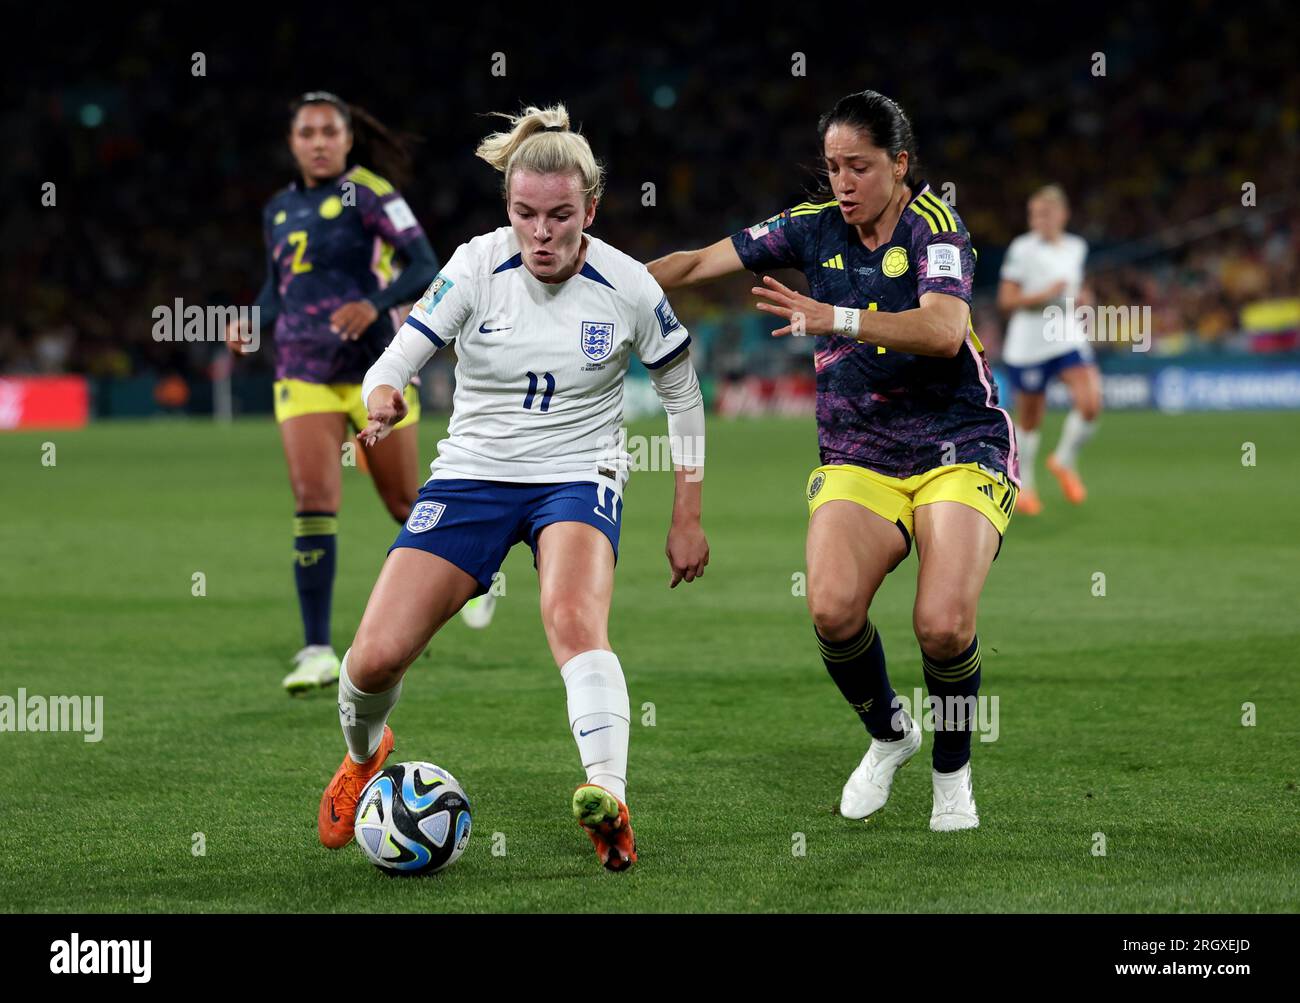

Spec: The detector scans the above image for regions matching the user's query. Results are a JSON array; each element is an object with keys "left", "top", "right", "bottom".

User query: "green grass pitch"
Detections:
[{"left": 0, "top": 410, "right": 1296, "bottom": 912}]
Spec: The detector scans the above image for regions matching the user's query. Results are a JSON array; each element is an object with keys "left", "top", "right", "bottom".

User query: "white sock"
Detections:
[
  {"left": 560, "top": 649, "right": 630, "bottom": 803},
  {"left": 1015, "top": 426, "right": 1040, "bottom": 491},
  {"left": 1053, "top": 409, "right": 1097, "bottom": 470},
  {"left": 338, "top": 649, "right": 402, "bottom": 764}
]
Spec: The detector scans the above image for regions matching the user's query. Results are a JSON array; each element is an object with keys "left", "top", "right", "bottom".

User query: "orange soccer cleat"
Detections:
[
  {"left": 1046, "top": 455, "right": 1087, "bottom": 505},
  {"left": 1015, "top": 487, "right": 1043, "bottom": 516},
  {"left": 572, "top": 784, "right": 638, "bottom": 872},
  {"left": 318, "top": 725, "right": 395, "bottom": 849}
]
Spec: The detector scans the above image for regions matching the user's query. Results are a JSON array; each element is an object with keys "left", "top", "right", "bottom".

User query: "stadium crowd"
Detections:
[{"left": 3, "top": 5, "right": 1296, "bottom": 380}]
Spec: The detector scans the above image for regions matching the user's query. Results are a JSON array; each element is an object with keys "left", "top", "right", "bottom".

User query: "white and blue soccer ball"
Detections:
[{"left": 354, "top": 762, "right": 472, "bottom": 876}]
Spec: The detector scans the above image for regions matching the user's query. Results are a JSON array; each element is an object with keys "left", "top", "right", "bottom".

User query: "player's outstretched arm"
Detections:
[
  {"left": 647, "top": 237, "right": 745, "bottom": 291},
  {"left": 752, "top": 275, "right": 971, "bottom": 358},
  {"left": 648, "top": 354, "right": 709, "bottom": 587}
]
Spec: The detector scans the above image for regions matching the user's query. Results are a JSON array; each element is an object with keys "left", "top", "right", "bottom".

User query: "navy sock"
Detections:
[
  {"left": 293, "top": 511, "right": 337, "bottom": 647},
  {"left": 816, "top": 620, "right": 904, "bottom": 740},
  {"left": 922, "top": 635, "right": 982, "bottom": 773}
]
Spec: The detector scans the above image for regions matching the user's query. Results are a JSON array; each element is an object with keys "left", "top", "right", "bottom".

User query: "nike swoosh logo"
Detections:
[
  {"left": 329, "top": 798, "right": 340, "bottom": 823},
  {"left": 579, "top": 725, "right": 614, "bottom": 737},
  {"left": 479, "top": 323, "right": 512, "bottom": 333}
]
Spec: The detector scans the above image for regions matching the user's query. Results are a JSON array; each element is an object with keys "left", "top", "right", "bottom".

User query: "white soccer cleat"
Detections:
[
  {"left": 930, "top": 763, "right": 980, "bottom": 832},
  {"left": 282, "top": 645, "right": 340, "bottom": 694},
  {"left": 839, "top": 711, "right": 922, "bottom": 820},
  {"left": 459, "top": 593, "right": 497, "bottom": 630}
]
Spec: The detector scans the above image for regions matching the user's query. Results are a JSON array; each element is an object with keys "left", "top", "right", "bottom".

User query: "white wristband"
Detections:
[{"left": 832, "top": 306, "right": 860, "bottom": 338}]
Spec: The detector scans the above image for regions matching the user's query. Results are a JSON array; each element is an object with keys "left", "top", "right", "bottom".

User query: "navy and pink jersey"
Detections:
[
  {"left": 261, "top": 166, "right": 428, "bottom": 384},
  {"left": 731, "top": 182, "right": 1018, "bottom": 484}
]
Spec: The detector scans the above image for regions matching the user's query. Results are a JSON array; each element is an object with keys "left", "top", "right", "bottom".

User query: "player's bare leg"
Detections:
[
  {"left": 807, "top": 499, "right": 904, "bottom": 641},
  {"left": 1047, "top": 363, "right": 1101, "bottom": 504},
  {"left": 912, "top": 501, "right": 1001, "bottom": 831},
  {"left": 536, "top": 521, "right": 636, "bottom": 871},
  {"left": 362, "top": 422, "right": 496, "bottom": 631},
  {"left": 280, "top": 412, "right": 347, "bottom": 692},
  {"left": 1013, "top": 390, "right": 1046, "bottom": 515},
  {"left": 807, "top": 500, "right": 921, "bottom": 819},
  {"left": 360, "top": 422, "right": 420, "bottom": 524},
  {"left": 537, "top": 521, "right": 614, "bottom": 665},
  {"left": 318, "top": 548, "right": 479, "bottom": 848}
]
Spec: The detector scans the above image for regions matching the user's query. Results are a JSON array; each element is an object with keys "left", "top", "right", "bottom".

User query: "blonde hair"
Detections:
[
  {"left": 1030, "top": 184, "right": 1070, "bottom": 209},
  {"left": 475, "top": 103, "right": 605, "bottom": 205}
]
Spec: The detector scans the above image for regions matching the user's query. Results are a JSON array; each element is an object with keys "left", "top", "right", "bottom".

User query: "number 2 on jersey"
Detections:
[
  {"left": 287, "top": 231, "right": 312, "bottom": 274},
  {"left": 523, "top": 371, "right": 556, "bottom": 412}
]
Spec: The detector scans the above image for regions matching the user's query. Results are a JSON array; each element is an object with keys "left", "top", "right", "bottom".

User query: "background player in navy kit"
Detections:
[
  {"left": 227, "top": 92, "right": 439, "bottom": 694},
  {"left": 650, "top": 90, "right": 1016, "bottom": 831}
]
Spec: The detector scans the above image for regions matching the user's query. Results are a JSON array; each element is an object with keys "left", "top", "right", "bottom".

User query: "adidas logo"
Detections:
[{"left": 821, "top": 254, "right": 845, "bottom": 270}]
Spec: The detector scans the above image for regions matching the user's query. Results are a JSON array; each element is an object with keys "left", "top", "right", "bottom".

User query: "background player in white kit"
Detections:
[
  {"left": 997, "top": 185, "right": 1101, "bottom": 514},
  {"left": 316, "top": 105, "right": 709, "bottom": 872}
]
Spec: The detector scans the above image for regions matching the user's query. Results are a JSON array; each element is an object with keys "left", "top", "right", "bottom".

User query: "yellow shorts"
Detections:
[
  {"left": 273, "top": 379, "right": 420, "bottom": 431},
  {"left": 806, "top": 462, "right": 1016, "bottom": 554}
]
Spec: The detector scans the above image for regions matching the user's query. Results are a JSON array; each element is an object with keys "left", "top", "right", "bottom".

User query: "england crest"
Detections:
[
  {"left": 405, "top": 500, "right": 446, "bottom": 533},
  {"left": 580, "top": 321, "right": 615, "bottom": 362}
]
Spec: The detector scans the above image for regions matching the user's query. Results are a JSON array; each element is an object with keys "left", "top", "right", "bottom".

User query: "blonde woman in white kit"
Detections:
[
  {"left": 997, "top": 185, "right": 1101, "bottom": 514},
  {"left": 315, "top": 105, "right": 709, "bottom": 872}
]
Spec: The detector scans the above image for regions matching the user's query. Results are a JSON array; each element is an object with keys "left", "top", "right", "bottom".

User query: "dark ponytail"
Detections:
[
  {"left": 817, "top": 90, "right": 919, "bottom": 188},
  {"left": 288, "top": 91, "right": 419, "bottom": 189}
]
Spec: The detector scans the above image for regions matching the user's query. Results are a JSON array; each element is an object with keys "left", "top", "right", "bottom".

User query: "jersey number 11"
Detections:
[{"left": 523, "top": 371, "right": 556, "bottom": 412}]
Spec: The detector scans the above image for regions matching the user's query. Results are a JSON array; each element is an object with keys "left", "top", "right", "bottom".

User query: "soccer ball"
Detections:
[{"left": 354, "top": 762, "right": 472, "bottom": 875}]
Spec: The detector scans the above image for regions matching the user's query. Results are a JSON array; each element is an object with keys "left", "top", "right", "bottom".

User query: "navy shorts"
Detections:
[
  {"left": 389, "top": 478, "right": 624, "bottom": 596},
  {"left": 1003, "top": 349, "right": 1091, "bottom": 394}
]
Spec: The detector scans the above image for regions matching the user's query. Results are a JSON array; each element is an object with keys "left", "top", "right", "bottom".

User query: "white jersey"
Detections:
[
  {"left": 999, "top": 231, "right": 1089, "bottom": 367},
  {"left": 362, "top": 226, "right": 691, "bottom": 488}
]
